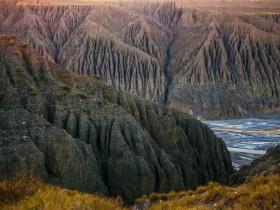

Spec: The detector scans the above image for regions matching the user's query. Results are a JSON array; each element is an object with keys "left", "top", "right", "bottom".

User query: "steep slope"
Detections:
[
  {"left": 230, "top": 145, "right": 280, "bottom": 185},
  {"left": 170, "top": 9, "right": 280, "bottom": 118},
  {"left": 0, "top": 1, "right": 279, "bottom": 118},
  {"left": 0, "top": 35, "right": 234, "bottom": 202},
  {"left": 135, "top": 175, "right": 280, "bottom": 210}
]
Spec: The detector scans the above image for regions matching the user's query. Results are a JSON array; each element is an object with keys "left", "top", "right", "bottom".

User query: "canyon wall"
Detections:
[{"left": 1, "top": 0, "right": 279, "bottom": 118}]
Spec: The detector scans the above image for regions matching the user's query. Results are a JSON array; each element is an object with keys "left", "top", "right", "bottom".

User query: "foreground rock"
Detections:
[
  {"left": 230, "top": 145, "right": 280, "bottom": 185},
  {"left": 0, "top": 35, "right": 234, "bottom": 202}
]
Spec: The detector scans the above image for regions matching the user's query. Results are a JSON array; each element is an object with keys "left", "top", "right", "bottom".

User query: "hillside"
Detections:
[
  {"left": 0, "top": 35, "right": 233, "bottom": 202},
  {"left": 1, "top": 0, "right": 280, "bottom": 118},
  {"left": 1, "top": 175, "right": 279, "bottom": 209},
  {"left": 0, "top": 178, "right": 126, "bottom": 210},
  {"left": 230, "top": 145, "right": 280, "bottom": 185},
  {"left": 135, "top": 175, "right": 280, "bottom": 210}
]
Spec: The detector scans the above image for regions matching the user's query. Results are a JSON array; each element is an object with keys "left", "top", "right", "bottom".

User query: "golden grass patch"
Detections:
[
  {"left": 138, "top": 175, "right": 280, "bottom": 210},
  {"left": 0, "top": 178, "right": 126, "bottom": 210}
]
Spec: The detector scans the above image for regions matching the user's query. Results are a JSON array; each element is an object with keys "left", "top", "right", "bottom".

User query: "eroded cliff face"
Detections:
[
  {"left": 0, "top": 35, "right": 233, "bottom": 202},
  {"left": 0, "top": 0, "right": 280, "bottom": 118}
]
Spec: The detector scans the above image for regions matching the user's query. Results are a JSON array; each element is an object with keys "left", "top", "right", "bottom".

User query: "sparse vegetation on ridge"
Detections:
[
  {"left": 0, "top": 178, "right": 126, "bottom": 210},
  {"left": 136, "top": 175, "right": 280, "bottom": 210},
  {"left": 0, "top": 175, "right": 279, "bottom": 210}
]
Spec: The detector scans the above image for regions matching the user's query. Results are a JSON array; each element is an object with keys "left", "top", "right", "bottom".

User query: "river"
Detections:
[{"left": 203, "top": 118, "right": 280, "bottom": 169}]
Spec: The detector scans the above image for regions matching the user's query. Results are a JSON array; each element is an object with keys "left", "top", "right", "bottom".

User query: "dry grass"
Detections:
[
  {"left": 0, "top": 178, "right": 44, "bottom": 207},
  {"left": 0, "top": 178, "right": 126, "bottom": 210},
  {"left": 1, "top": 176, "right": 279, "bottom": 210},
  {"left": 138, "top": 175, "right": 280, "bottom": 210}
]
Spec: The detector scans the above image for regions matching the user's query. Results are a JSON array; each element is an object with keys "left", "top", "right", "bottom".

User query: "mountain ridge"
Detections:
[
  {"left": 0, "top": 34, "right": 234, "bottom": 202},
  {"left": 1, "top": 0, "right": 280, "bottom": 119}
]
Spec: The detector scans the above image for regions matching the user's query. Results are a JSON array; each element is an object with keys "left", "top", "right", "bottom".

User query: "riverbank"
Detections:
[{"left": 203, "top": 118, "right": 280, "bottom": 169}]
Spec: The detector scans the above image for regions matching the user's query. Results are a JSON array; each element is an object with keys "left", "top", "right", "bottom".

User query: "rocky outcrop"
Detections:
[
  {"left": 230, "top": 145, "right": 280, "bottom": 185},
  {"left": 0, "top": 35, "right": 234, "bottom": 202},
  {"left": 1, "top": 1, "right": 280, "bottom": 118}
]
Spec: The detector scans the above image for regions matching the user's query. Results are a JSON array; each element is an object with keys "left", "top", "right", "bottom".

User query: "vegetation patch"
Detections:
[
  {"left": 0, "top": 178, "right": 126, "bottom": 210},
  {"left": 137, "top": 175, "right": 280, "bottom": 210},
  {"left": 0, "top": 176, "right": 279, "bottom": 209}
]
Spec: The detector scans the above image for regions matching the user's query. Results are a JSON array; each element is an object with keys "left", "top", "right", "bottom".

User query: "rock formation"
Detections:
[
  {"left": 230, "top": 144, "right": 280, "bottom": 185},
  {"left": 0, "top": 0, "right": 280, "bottom": 118},
  {"left": 0, "top": 35, "right": 233, "bottom": 202}
]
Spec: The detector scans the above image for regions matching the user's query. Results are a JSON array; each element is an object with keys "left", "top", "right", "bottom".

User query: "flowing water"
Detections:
[{"left": 203, "top": 118, "right": 280, "bottom": 169}]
